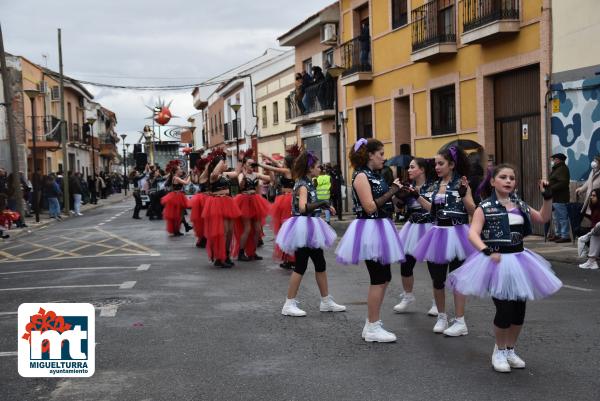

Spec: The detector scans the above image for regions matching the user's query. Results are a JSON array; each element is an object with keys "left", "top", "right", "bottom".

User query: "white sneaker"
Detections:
[
  {"left": 443, "top": 317, "right": 468, "bottom": 337},
  {"left": 393, "top": 293, "right": 415, "bottom": 313},
  {"left": 319, "top": 295, "right": 346, "bottom": 312},
  {"left": 427, "top": 301, "right": 438, "bottom": 317},
  {"left": 579, "top": 260, "right": 593, "bottom": 269},
  {"left": 69, "top": 210, "right": 75, "bottom": 215},
  {"left": 76, "top": 212, "right": 83, "bottom": 216},
  {"left": 364, "top": 321, "right": 397, "bottom": 343},
  {"left": 506, "top": 348, "right": 526, "bottom": 369},
  {"left": 589, "top": 261, "right": 599, "bottom": 270},
  {"left": 492, "top": 346, "right": 511, "bottom": 373},
  {"left": 281, "top": 299, "right": 306, "bottom": 317},
  {"left": 433, "top": 313, "right": 448, "bottom": 333},
  {"left": 361, "top": 319, "right": 368, "bottom": 339}
]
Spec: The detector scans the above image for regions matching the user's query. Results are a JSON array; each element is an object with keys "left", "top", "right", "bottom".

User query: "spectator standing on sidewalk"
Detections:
[
  {"left": 98, "top": 172, "right": 107, "bottom": 199},
  {"left": 6, "top": 173, "right": 27, "bottom": 228},
  {"left": 575, "top": 155, "right": 600, "bottom": 232},
  {"left": 0, "top": 168, "right": 7, "bottom": 197},
  {"left": 69, "top": 172, "right": 83, "bottom": 216},
  {"left": 579, "top": 188, "right": 600, "bottom": 270},
  {"left": 43, "top": 174, "right": 62, "bottom": 220},
  {"left": 315, "top": 165, "right": 332, "bottom": 224},
  {"left": 548, "top": 153, "right": 570, "bottom": 243},
  {"left": 330, "top": 165, "right": 344, "bottom": 221},
  {"left": 88, "top": 174, "right": 98, "bottom": 205}
]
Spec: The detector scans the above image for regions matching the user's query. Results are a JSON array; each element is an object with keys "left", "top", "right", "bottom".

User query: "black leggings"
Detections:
[
  {"left": 400, "top": 255, "right": 417, "bottom": 277},
  {"left": 492, "top": 298, "right": 526, "bottom": 329},
  {"left": 294, "top": 247, "right": 326, "bottom": 275},
  {"left": 427, "top": 259, "right": 463, "bottom": 289},
  {"left": 366, "top": 260, "right": 391, "bottom": 285}
]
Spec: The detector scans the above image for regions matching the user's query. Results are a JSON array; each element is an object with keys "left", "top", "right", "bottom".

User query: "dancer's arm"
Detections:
[{"left": 529, "top": 180, "right": 553, "bottom": 224}]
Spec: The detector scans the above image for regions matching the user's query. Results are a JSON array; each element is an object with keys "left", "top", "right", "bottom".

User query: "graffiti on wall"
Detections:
[{"left": 551, "top": 76, "right": 600, "bottom": 180}]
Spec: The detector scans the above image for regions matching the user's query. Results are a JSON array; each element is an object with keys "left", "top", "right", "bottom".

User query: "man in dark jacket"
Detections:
[{"left": 549, "top": 153, "right": 571, "bottom": 242}]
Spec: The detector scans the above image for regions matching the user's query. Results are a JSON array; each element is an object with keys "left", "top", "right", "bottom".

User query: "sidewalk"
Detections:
[
  {"left": 329, "top": 214, "right": 580, "bottom": 266},
  {"left": 2, "top": 191, "right": 131, "bottom": 240}
]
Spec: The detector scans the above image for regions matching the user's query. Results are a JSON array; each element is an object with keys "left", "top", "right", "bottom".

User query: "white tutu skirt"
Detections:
[
  {"left": 412, "top": 224, "right": 477, "bottom": 264},
  {"left": 447, "top": 250, "right": 563, "bottom": 301},
  {"left": 398, "top": 222, "right": 433, "bottom": 256},
  {"left": 275, "top": 216, "right": 337, "bottom": 253},
  {"left": 335, "top": 218, "right": 405, "bottom": 265}
]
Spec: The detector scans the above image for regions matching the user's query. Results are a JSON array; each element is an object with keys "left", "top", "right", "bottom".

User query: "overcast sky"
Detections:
[{"left": 1, "top": 0, "right": 334, "bottom": 143}]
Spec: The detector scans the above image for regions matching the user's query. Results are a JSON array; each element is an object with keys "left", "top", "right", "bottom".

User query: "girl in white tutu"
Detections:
[
  {"left": 447, "top": 164, "right": 561, "bottom": 372},
  {"left": 393, "top": 158, "right": 435, "bottom": 314},
  {"left": 277, "top": 151, "right": 345, "bottom": 317},
  {"left": 411, "top": 146, "right": 477, "bottom": 336},
  {"left": 335, "top": 138, "right": 405, "bottom": 342}
]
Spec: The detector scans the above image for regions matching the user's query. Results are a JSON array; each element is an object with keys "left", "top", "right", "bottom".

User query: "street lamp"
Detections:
[
  {"left": 229, "top": 103, "right": 242, "bottom": 163},
  {"left": 327, "top": 64, "right": 346, "bottom": 215},
  {"left": 120, "top": 133, "right": 128, "bottom": 196},
  {"left": 86, "top": 117, "right": 97, "bottom": 177},
  {"left": 24, "top": 88, "right": 41, "bottom": 223}
]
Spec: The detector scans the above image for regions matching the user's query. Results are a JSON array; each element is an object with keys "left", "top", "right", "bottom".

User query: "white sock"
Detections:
[
  {"left": 321, "top": 295, "right": 330, "bottom": 302},
  {"left": 455, "top": 316, "right": 465, "bottom": 324},
  {"left": 404, "top": 292, "right": 414, "bottom": 298}
]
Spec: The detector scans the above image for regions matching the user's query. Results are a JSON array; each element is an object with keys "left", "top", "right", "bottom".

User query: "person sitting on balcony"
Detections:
[{"left": 294, "top": 73, "right": 305, "bottom": 115}]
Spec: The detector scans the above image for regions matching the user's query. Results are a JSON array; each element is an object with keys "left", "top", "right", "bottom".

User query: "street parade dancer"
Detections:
[
  {"left": 394, "top": 157, "right": 436, "bottom": 314},
  {"left": 233, "top": 149, "right": 271, "bottom": 261},
  {"left": 202, "top": 149, "right": 242, "bottom": 268},
  {"left": 335, "top": 138, "right": 405, "bottom": 342},
  {"left": 277, "top": 150, "right": 345, "bottom": 317},
  {"left": 188, "top": 157, "right": 209, "bottom": 248},
  {"left": 258, "top": 145, "right": 301, "bottom": 269},
  {"left": 160, "top": 161, "right": 191, "bottom": 237},
  {"left": 412, "top": 146, "right": 477, "bottom": 336},
  {"left": 447, "top": 164, "right": 562, "bottom": 372}
]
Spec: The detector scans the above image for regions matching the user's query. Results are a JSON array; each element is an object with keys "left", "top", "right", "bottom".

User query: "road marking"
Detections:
[
  {"left": 563, "top": 284, "right": 593, "bottom": 292},
  {"left": 0, "top": 253, "right": 157, "bottom": 263},
  {"left": 95, "top": 227, "right": 158, "bottom": 255},
  {"left": 99, "top": 305, "right": 119, "bottom": 317},
  {"left": 0, "top": 351, "right": 17, "bottom": 357},
  {"left": 0, "top": 264, "right": 151, "bottom": 276},
  {"left": 0, "top": 282, "right": 136, "bottom": 292},
  {"left": 0, "top": 311, "right": 16, "bottom": 316}
]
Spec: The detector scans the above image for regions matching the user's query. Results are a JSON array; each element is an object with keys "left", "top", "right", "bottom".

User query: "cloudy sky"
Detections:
[{"left": 1, "top": 0, "right": 334, "bottom": 143}]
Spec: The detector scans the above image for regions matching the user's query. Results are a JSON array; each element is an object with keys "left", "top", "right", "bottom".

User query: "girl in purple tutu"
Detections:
[
  {"left": 447, "top": 164, "right": 561, "bottom": 372},
  {"left": 335, "top": 138, "right": 405, "bottom": 342},
  {"left": 394, "top": 158, "right": 435, "bottom": 314},
  {"left": 411, "top": 146, "right": 477, "bottom": 336},
  {"left": 278, "top": 151, "right": 345, "bottom": 317}
]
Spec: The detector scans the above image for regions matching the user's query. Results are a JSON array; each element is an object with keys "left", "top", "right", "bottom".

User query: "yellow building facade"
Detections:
[{"left": 338, "top": 0, "right": 552, "bottom": 203}]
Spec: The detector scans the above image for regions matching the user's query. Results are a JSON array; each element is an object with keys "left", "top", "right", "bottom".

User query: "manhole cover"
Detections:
[{"left": 91, "top": 297, "right": 134, "bottom": 308}]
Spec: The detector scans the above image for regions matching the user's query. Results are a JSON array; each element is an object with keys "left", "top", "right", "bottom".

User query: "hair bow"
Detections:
[
  {"left": 449, "top": 146, "right": 458, "bottom": 163},
  {"left": 354, "top": 138, "right": 367, "bottom": 152},
  {"left": 306, "top": 151, "right": 316, "bottom": 167}
]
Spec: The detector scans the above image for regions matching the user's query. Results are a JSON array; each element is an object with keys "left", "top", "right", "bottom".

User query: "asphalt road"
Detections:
[{"left": 0, "top": 199, "right": 599, "bottom": 401}]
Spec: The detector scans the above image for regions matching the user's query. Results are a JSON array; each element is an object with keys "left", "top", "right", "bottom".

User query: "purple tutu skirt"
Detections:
[
  {"left": 412, "top": 224, "right": 476, "bottom": 264},
  {"left": 398, "top": 222, "right": 433, "bottom": 256},
  {"left": 275, "top": 216, "right": 337, "bottom": 253},
  {"left": 447, "top": 249, "right": 562, "bottom": 301},
  {"left": 335, "top": 218, "right": 405, "bottom": 265}
]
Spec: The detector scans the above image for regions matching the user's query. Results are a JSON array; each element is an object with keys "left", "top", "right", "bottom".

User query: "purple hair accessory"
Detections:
[
  {"left": 449, "top": 146, "right": 458, "bottom": 163},
  {"left": 354, "top": 138, "right": 367, "bottom": 152},
  {"left": 307, "top": 151, "right": 316, "bottom": 167}
]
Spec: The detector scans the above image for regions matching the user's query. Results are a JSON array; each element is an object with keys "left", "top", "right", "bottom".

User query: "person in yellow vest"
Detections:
[{"left": 316, "top": 166, "right": 332, "bottom": 224}]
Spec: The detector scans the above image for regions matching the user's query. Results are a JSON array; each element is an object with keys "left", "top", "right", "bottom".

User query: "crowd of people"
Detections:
[{"left": 0, "top": 167, "right": 126, "bottom": 238}]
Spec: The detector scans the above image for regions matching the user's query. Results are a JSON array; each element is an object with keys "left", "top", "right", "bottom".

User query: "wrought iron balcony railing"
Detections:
[
  {"left": 411, "top": 0, "right": 456, "bottom": 52},
  {"left": 340, "top": 35, "right": 372, "bottom": 77},
  {"left": 463, "top": 0, "right": 519, "bottom": 33}
]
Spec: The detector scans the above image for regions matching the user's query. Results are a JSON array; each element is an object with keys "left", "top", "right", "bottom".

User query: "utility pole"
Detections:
[
  {"left": 0, "top": 23, "right": 24, "bottom": 219},
  {"left": 58, "top": 29, "right": 69, "bottom": 214}
]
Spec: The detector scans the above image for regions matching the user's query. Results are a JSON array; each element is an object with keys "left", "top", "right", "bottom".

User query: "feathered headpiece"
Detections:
[
  {"left": 240, "top": 148, "right": 254, "bottom": 161},
  {"left": 195, "top": 157, "right": 208, "bottom": 171},
  {"left": 286, "top": 144, "right": 301, "bottom": 159},
  {"left": 165, "top": 159, "right": 181, "bottom": 174},
  {"left": 205, "top": 147, "right": 226, "bottom": 165}
]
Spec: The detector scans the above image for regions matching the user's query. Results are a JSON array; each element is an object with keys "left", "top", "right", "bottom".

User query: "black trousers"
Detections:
[
  {"left": 365, "top": 260, "right": 391, "bottom": 285},
  {"left": 427, "top": 259, "right": 463, "bottom": 290},
  {"left": 492, "top": 298, "right": 526, "bottom": 329},
  {"left": 133, "top": 191, "right": 142, "bottom": 218},
  {"left": 294, "top": 247, "right": 326, "bottom": 275}
]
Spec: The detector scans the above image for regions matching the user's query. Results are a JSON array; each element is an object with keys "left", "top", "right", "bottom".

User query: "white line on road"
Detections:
[
  {"left": 0, "top": 311, "right": 16, "bottom": 316},
  {"left": 0, "top": 351, "right": 17, "bottom": 357},
  {"left": 99, "top": 305, "right": 119, "bottom": 317},
  {"left": 0, "top": 253, "right": 158, "bottom": 263},
  {"left": 0, "top": 264, "right": 151, "bottom": 276},
  {"left": 563, "top": 284, "right": 593, "bottom": 292},
  {"left": 0, "top": 282, "right": 136, "bottom": 292}
]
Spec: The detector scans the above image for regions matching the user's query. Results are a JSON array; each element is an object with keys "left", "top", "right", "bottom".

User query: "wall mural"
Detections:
[{"left": 551, "top": 76, "right": 600, "bottom": 181}]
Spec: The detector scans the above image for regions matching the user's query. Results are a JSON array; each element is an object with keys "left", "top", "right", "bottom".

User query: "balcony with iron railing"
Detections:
[
  {"left": 287, "top": 79, "right": 335, "bottom": 125},
  {"left": 461, "top": 0, "right": 520, "bottom": 44},
  {"left": 225, "top": 119, "right": 240, "bottom": 143},
  {"left": 26, "top": 116, "right": 61, "bottom": 148},
  {"left": 340, "top": 35, "right": 373, "bottom": 86},
  {"left": 411, "top": 0, "right": 457, "bottom": 62}
]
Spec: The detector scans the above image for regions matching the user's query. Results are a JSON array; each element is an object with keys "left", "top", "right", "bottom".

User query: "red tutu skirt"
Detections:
[
  {"left": 161, "top": 191, "right": 187, "bottom": 234},
  {"left": 201, "top": 195, "right": 242, "bottom": 261},
  {"left": 188, "top": 193, "right": 206, "bottom": 239},
  {"left": 232, "top": 194, "right": 270, "bottom": 257},
  {"left": 270, "top": 193, "right": 295, "bottom": 262},
  {"left": 0, "top": 210, "right": 20, "bottom": 229}
]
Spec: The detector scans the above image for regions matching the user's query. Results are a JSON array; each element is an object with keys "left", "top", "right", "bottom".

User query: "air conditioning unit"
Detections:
[
  {"left": 321, "top": 23, "right": 338, "bottom": 45},
  {"left": 50, "top": 86, "right": 61, "bottom": 101},
  {"left": 37, "top": 81, "right": 48, "bottom": 94}
]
